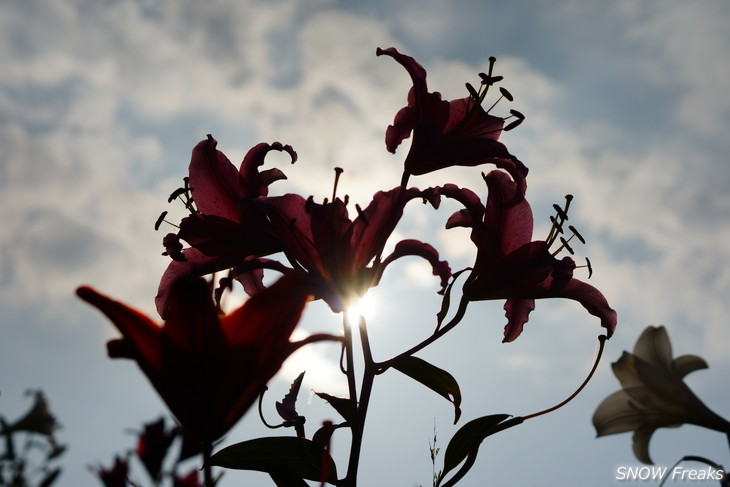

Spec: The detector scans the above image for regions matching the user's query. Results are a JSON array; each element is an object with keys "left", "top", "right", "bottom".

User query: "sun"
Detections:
[{"left": 344, "top": 292, "right": 377, "bottom": 325}]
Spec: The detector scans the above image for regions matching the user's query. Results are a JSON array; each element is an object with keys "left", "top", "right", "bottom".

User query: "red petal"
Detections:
[{"left": 76, "top": 287, "right": 163, "bottom": 371}]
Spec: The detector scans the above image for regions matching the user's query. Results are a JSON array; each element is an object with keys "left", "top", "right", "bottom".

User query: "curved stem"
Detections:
[
  {"left": 376, "top": 296, "right": 470, "bottom": 374},
  {"left": 522, "top": 335, "right": 607, "bottom": 421}
]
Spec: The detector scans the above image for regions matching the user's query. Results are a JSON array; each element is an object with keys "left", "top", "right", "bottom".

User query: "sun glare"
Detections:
[{"left": 344, "top": 292, "right": 377, "bottom": 325}]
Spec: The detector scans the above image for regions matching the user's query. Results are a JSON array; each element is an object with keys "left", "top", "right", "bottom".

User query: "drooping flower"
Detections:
[
  {"left": 1, "top": 390, "right": 58, "bottom": 438},
  {"left": 77, "top": 272, "right": 325, "bottom": 443},
  {"left": 156, "top": 135, "right": 296, "bottom": 316},
  {"left": 593, "top": 325, "right": 730, "bottom": 464},
  {"left": 440, "top": 170, "right": 616, "bottom": 342},
  {"left": 377, "top": 47, "right": 527, "bottom": 189},
  {"left": 261, "top": 185, "right": 451, "bottom": 313}
]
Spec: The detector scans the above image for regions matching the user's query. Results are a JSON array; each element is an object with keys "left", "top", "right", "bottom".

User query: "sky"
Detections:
[{"left": 1, "top": 0, "right": 729, "bottom": 486}]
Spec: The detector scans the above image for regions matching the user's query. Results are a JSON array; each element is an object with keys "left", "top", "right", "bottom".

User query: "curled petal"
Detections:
[
  {"left": 239, "top": 142, "right": 297, "bottom": 196},
  {"left": 502, "top": 298, "right": 535, "bottom": 343},
  {"left": 381, "top": 239, "right": 452, "bottom": 293},
  {"left": 632, "top": 426, "right": 657, "bottom": 465},
  {"left": 672, "top": 354, "right": 709, "bottom": 378}
]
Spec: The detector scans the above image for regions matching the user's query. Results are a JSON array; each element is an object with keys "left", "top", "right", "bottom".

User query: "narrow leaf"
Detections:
[
  {"left": 210, "top": 436, "right": 337, "bottom": 484},
  {"left": 276, "top": 372, "right": 306, "bottom": 422},
  {"left": 314, "top": 392, "right": 356, "bottom": 423},
  {"left": 440, "top": 415, "right": 523, "bottom": 483},
  {"left": 392, "top": 356, "right": 462, "bottom": 423}
]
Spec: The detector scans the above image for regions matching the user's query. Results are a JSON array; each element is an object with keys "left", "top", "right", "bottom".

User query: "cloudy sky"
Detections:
[{"left": 2, "top": 0, "right": 729, "bottom": 486}]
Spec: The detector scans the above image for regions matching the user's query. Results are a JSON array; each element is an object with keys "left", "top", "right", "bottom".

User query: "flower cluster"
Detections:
[{"left": 78, "top": 47, "right": 616, "bottom": 487}]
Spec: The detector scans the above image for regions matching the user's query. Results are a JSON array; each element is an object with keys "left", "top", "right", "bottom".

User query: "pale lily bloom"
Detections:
[{"left": 593, "top": 325, "right": 730, "bottom": 464}]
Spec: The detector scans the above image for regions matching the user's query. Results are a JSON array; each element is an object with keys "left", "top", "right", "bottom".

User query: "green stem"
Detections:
[
  {"left": 342, "top": 315, "right": 377, "bottom": 487},
  {"left": 202, "top": 440, "right": 213, "bottom": 487}
]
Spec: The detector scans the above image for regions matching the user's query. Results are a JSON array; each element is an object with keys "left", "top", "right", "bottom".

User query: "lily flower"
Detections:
[
  {"left": 261, "top": 185, "right": 451, "bottom": 313},
  {"left": 440, "top": 170, "right": 616, "bottom": 342},
  {"left": 377, "top": 47, "right": 527, "bottom": 189},
  {"left": 77, "top": 273, "right": 330, "bottom": 443},
  {"left": 156, "top": 135, "right": 296, "bottom": 316},
  {"left": 593, "top": 325, "right": 730, "bottom": 464}
]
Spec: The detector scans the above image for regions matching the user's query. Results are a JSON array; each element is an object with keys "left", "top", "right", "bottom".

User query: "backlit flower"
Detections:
[
  {"left": 77, "top": 273, "right": 317, "bottom": 443},
  {"left": 156, "top": 135, "right": 295, "bottom": 316},
  {"left": 377, "top": 47, "right": 527, "bottom": 189},
  {"left": 593, "top": 325, "right": 730, "bottom": 464},
  {"left": 261, "top": 185, "right": 451, "bottom": 313},
  {"left": 440, "top": 170, "right": 616, "bottom": 342}
]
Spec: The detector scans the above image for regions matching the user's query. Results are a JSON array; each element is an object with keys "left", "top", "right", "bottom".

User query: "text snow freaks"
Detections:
[{"left": 616, "top": 465, "right": 725, "bottom": 482}]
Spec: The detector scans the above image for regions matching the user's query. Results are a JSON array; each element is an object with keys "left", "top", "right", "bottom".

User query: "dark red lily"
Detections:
[
  {"left": 157, "top": 135, "right": 295, "bottom": 316},
  {"left": 261, "top": 186, "right": 451, "bottom": 313},
  {"left": 77, "top": 273, "right": 323, "bottom": 443},
  {"left": 377, "top": 47, "right": 527, "bottom": 189},
  {"left": 178, "top": 134, "right": 295, "bottom": 257},
  {"left": 440, "top": 170, "right": 616, "bottom": 342}
]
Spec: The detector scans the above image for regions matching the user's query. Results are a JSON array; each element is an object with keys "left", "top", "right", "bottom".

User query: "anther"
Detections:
[
  {"left": 559, "top": 237, "right": 575, "bottom": 255},
  {"left": 465, "top": 82, "right": 480, "bottom": 101},
  {"left": 552, "top": 204, "right": 568, "bottom": 222},
  {"left": 168, "top": 187, "right": 187, "bottom": 203},
  {"left": 154, "top": 211, "right": 168, "bottom": 231},
  {"left": 499, "top": 87, "right": 514, "bottom": 102},
  {"left": 585, "top": 258, "right": 593, "bottom": 279},
  {"left": 568, "top": 225, "right": 586, "bottom": 244},
  {"left": 504, "top": 109, "right": 525, "bottom": 131}
]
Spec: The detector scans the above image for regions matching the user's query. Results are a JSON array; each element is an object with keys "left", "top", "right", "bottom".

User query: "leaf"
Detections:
[
  {"left": 276, "top": 372, "right": 306, "bottom": 422},
  {"left": 314, "top": 392, "right": 356, "bottom": 423},
  {"left": 210, "top": 436, "right": 337, "bottom": 484},
  {"left": 439, "top": 415, "right": 523, "bottom": 485},
  {"left": 391, "top": 356, "right": 462, "bottom": 423},
  {"left": 38, "top": 468, "right": 62, "bottom": 487}
]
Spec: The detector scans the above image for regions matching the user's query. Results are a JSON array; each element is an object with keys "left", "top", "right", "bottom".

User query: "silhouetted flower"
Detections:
[
  {"left": 378, "top": 47, "right": 527, "bottom": 188},
  {"left": 261, "top": 186, "right": 451, "bottom": 313},
  {"left": 157, "top": 135, "right": 295, "bottom": 316},
  {"left": 91, "top": 456, "right": 128, "bottom": 487},
  {"left": 136, "top": 417, "right": 178, "bottom": 482},
  {"left": 77, "top": 273, "right": 319, "bottom": 443},
  {"left": 593, "top": 325, "right": 730, "bottom": 464},
  {"left": 440, "top": 170, "right": 616, "bottom": 342},
  {"left": 1, "top": 390, "right": 58, "bottom": 438}
]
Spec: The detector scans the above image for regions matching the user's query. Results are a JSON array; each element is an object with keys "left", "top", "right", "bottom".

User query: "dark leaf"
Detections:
[
  {"left": 391, "top": 356, "right": 462, "bottom": 423},
  {"left": 210, "top": 436, "right": 337, "bottom": 484},
  {"left": 439, "top": 415, "right": 523, "bottom": 484},
  {"left": 276, "top": 372, "right": 306, "bottom": 422},
  {"left": 314, "top": 392, "right": 356, "bottom": 424},
  {"left": 38, "top": 468, "right": 62, "bottom": 487},
  {"left": 268, "top": 464, "right": 310, "bottom": 487}
]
